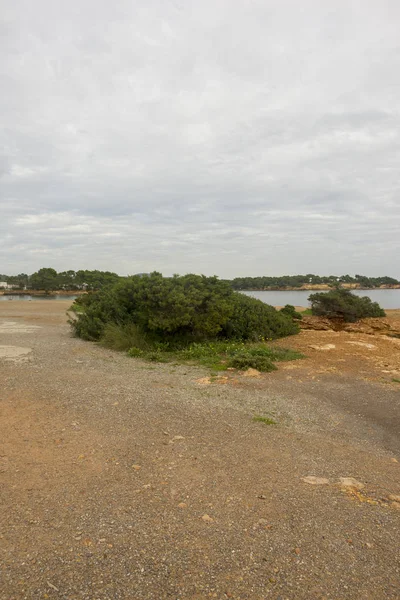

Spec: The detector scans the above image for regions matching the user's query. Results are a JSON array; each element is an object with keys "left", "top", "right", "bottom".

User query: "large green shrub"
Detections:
[
  {"left": 308, "top": 288, "right": 386, "bottom": 322},
  {"left": 70, "top": 273, "right": 299, "bottom": 345}
]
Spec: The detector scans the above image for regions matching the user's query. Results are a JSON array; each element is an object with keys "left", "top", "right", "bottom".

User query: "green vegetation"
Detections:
[
  {"left": 230, "top": 274, "right": 399, "bottom": 290},
  {"left": 70, "top": 272, "right": 299, "bottom": 344},
  {"left": 125, "top": 340, "right": 303, "bottom": 372},
  {"left": 392, "top": 378, "right": 400, "bottom": 384},
  {"left": 252, "top": 415, "right": 277, "bottom": 425},
  {"left": 1, "top": 269, "right": 399, "bottom": 292},
  {"left": 0, "top": 268, "right": 121, "bottom": 291},
  {"left": 308, "top": 288, "right": 386, "bottom": 322},
  {"left": 69, "top": 272, "right": 302, "bottom": 372}
]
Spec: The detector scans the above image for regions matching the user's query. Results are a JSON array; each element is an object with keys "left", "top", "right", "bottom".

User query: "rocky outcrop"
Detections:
[
  {"left": 300, "top": 316, "right": 341, "bottom": 331},
  {"left": 300, "top": 316, "right": 400, "bottom": 338}
]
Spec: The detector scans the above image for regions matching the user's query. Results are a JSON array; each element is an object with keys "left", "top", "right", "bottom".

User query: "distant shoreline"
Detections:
[
  {"left": 1, "top": 284, "right": 400, "bottom": 296},
  {"left": 236, "top": 284, "right": 400, "bottom": 292}
]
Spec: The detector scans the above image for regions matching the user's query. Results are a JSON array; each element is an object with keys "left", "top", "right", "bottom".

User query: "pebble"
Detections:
[
  {"left": 388, "top": 494, "right": 400, "bottom": 502},
  {"left": 302, "top": 476, "right": 330, "bottom": 485},
  {"left": 338, "top": 477, "right": 364, "bottom": 490},
  {"left": 201, "top": 514, "right": 214, "bottom": 523},
  {"left": 309, "top": 344, "right": 336, "bottom": 351}
]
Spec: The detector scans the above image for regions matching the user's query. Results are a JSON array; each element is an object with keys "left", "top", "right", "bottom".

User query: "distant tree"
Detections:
[
  {"left": 309, "top": 289, "right": 386, "bottom": 322},
  {"left": 29, "top": 268, "right": 59, "bottom": 292}
]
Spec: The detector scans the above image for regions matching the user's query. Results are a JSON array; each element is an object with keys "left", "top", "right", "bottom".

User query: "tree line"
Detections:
[
  {"left": 230, "top": 274, "right": 400, "bottom": 290},
  {"left": 0, "top": 268, "right": 121, "bottom": 291},
  {"left": 1, "top": 268, "right": 399, "bottom": 292}
]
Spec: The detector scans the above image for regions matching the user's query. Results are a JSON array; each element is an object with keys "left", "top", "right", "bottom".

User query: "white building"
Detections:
[{"left": 0, "top": 282, "right": 16, "bottom": 289}]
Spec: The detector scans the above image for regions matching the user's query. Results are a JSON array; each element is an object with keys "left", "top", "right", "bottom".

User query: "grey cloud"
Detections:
[{"left": 1, "top": 0, "right": 400, "bottom": 277}]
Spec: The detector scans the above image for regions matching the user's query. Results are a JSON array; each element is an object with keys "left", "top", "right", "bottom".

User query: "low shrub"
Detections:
[
  {"left": 227, "top": 354, "right": 277, "bottom": 372},
  {"left": 309, "top": 289, "right": 386, "bottom": 322},
  {"left": 280, "top": 304, "right": 303, "bottom": 320},
  {"left": 100, "top": 323, "right": 150, "bottom": 352},
  {"left": 127, "top": 347, "right": 144, "bottom": 358}
]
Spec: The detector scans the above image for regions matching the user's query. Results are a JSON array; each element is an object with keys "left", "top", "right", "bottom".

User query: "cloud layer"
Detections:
[{"left": 1, "top": 0, "right": 400, "bottom": 276}]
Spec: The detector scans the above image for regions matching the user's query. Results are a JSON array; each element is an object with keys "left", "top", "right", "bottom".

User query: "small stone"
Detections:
[
  {"left": 257, "top": 494, "right": 267, "bottom": 499},
  {"left": 366, "top": 542, "right": 373, "bottom": 548},
  {"left": 338, "top": 477, "right": 364, "bottom": 490},
  {"left": 171, "top": 435, "right": 185, "bottom": 442},
  {"left": 388, "top": 494, "right": 400, "bottom": 502},
  {"left": 178, "top": 502, "right": 187, "bottom": 508},
  {"left": 390, "top": 458, "right": 398, "bottom": 463},
  {"left": 294, "top": 547, "right": 301, "bottom": 555},
  {"left": 132, "top": 464, "right": 141, "bottom": 471},
  {"left": 391, "top": 501, "right": 400, "bottom": 510},
  {"left": 302, "top": 476, "right": 330, "bottom": 485},
  {"left": 201, "top": 514, "right": 214, "bottom": 523},
  {"left": 309, "top": 344, "right": 336, "bottom": 351},
  {"left": 346, "top": 341, "right": 376, "bottom": 349}
]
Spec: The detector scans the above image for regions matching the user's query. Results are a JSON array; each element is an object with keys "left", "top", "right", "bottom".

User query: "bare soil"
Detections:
[{"left": 0, "top": 301, "right": 399, "bottom": 599}]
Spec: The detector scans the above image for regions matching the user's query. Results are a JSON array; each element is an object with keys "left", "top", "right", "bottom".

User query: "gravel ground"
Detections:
[{"left": 0, "top": 301, "right": 399, "bottom": 600}]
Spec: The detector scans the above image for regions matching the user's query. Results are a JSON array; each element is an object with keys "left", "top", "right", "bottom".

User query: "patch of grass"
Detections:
[
  {"left": 392, "top": 378, "right": 400, "bottom": 384},
  {"left": 125, "top": 340, "right": 303, "bottom": 374},
  {"left": 101, "top": 323, "right": 151, "bottom": 352},
  {"left": 252, "top": 415, "right": 277, "bottom": 425},
  {"left": 301, "top": 308, "right": 313, "bottom": 315},
  {"left": 228, "top": 354, "right": 277, "bottom": 372}
]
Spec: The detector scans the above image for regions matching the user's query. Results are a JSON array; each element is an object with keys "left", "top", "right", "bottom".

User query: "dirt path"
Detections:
[{"left": 1, "top": 302, "right": 399, "bottom": 599}]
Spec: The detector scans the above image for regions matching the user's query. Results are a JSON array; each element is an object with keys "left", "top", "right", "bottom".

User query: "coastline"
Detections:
[
  {"left": 2, "top": 284, "right": 400, "bottom": 296},
  {"left": 235, "top": 284, "right": 400, "bottom": 292}
]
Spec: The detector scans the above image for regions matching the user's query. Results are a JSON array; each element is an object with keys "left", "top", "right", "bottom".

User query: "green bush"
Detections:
[
  {"left": 227, "top": 354, "right": 277, "bottom": 372},
  {"left": 280, "top": 304, "right": 303, "bottom": 320},
  {"left": 308, "top": 289, "right": 386, "bottom": 322},
  {"left": 70, "top": 273, "right": 299, "bottom": 345}
]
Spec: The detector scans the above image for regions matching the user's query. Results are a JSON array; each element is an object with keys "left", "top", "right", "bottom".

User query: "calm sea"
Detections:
[{"left": 243, "top": 289, "right": 400, "bottom": 310}]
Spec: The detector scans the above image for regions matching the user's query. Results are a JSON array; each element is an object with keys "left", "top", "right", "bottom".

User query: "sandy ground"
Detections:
[{"left": 0, "top": 301, "right": 399, "bottom": 600}]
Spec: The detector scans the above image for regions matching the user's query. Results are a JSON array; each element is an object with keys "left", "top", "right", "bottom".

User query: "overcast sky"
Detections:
[{"left": 1, "top": 0, "right": 399, "bottom": 278}]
